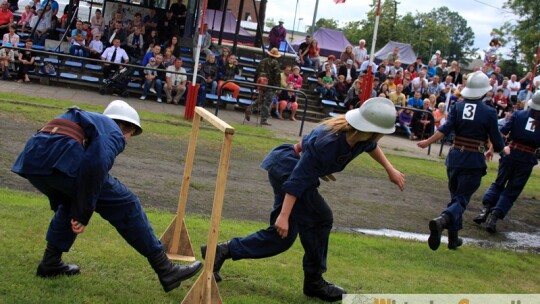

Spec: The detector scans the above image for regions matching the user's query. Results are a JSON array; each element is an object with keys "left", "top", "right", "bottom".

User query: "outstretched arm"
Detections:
[
  {"left": 417, "top": 131, "right": 445, "bottom": 149},
  {"left": 368, "top": 146, "right": 405, "bottom": 191}
]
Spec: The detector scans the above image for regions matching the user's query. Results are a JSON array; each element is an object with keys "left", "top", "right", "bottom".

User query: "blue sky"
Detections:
[{"left": 265, "top": 0, "right": 516, "bottom": 52}]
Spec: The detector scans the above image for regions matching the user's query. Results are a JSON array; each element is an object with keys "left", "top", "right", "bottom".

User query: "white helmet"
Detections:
[
  {"left": 461, "top": 71, "right": 491, "bottom": 99},
  {"left": 345, "top": 97, "right": 396, "bottom": 134},
  {"left": 528, "top": 91, "right": 540, "bottom": 111},
  {"left": 103, "top": 100, "right": 143, "bottom": 136}
]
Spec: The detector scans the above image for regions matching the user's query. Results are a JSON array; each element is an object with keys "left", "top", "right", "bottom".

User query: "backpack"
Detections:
[{"left": 41, "top": 63, "right": 56, "bottom": 75}]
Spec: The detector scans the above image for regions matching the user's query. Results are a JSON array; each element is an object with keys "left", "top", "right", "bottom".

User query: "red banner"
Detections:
[{"left": 334, "top": 0, "right": 346, "bottom": 3}]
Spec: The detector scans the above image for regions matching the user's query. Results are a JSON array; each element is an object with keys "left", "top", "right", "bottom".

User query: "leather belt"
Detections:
[
  {"left": 38, "top": 118, "right": 86, "bottom": 146},
  {"left": 452, "top": 135, "right": 486, "bottom": 153},
  {"left": 509, "top": 142, "right": 536, "bottom": 154}
]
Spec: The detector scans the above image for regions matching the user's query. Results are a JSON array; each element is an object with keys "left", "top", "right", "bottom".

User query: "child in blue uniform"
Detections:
[
  {"left": 202, "top": 97, "right": 405, "bottom": 302},
  {"left": 12, "top": 100, "right": 201, "bottom": 292},
  {"left": 417, "top": 71, "right": 505, "bottom": 251},
  {"left": 473, "top": 91, "right": 540, "bottom": 233}
]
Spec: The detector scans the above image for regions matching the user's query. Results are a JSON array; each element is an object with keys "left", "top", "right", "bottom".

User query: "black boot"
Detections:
[
  {"left": 148, "top": 251, "right": 203, "bottom": 292},
  {"left": 486, "top": 209, "right": 502, "bottom": 234},
  {"left": 303, "top": 274, "right": 346, "bottom": 302},
  {"left": 200, "top": 241, "right": 231, "bottom": 282},
  {"left": 447, "top": 230, "right": 463, "bottom": 250},
  {"left": 428, "top": 214, "right": 449, "bottom": 251},
  {"left": 36, "top": 244, "right": 80, "bottom": 278},
  {"left": 473, "top": 205, "right": 493, "bottom": 224}
]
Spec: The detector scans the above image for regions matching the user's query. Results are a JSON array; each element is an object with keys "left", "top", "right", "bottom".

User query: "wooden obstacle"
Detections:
[{"left": 159, "top": 106, "right": 234, "bottom": 303}]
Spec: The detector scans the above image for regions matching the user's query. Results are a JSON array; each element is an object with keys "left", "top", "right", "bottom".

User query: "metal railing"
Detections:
[{"left": 215, "top": 79, "right": 311, "bottom": 137}]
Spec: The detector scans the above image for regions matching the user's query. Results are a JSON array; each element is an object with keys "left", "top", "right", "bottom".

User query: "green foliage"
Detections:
[
  {"left": 1, "top": 188, "right": 539, "bottom": 304},
  {"left": 307, "top": 18, "right": 340, "bottom": 34},
  {"left": 501, "top": 0, "right": 540, "bottom": 70},
  {"left": 323, "top": 1, "right": 477, "bottom": 64}
]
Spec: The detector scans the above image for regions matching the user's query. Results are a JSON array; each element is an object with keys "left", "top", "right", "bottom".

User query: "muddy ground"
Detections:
[{"left": 1, "top": 111, "right": 539, "bottom": 248}]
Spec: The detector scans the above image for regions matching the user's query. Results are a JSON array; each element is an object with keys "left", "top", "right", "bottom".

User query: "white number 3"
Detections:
[{"left": 462, "top": 103, "right": 477, "bottom": 120}]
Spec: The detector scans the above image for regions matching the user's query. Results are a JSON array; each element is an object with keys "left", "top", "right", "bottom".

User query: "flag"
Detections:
[{"left": 334, "top": 0, "right": 346, "bottom": 3}]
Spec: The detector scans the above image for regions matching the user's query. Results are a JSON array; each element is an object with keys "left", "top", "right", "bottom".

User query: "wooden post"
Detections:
[
  {"left": 181, "top": 107, "right": 234, "bottom": 304},
  {"left": 158, "top": 106, "right": 233, "bottom": 303}
]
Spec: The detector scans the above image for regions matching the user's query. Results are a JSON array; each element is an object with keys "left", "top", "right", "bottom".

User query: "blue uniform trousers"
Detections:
[
  {"left": 482, "top": 157, "right": 533, "bottom": 218},
  {"left": 444, "top": 167, "right": 485, "bottom": 231},
  {"left": 26, "top": 171, "right": 164, "bottom": 257},
  {"left": 229, "top": 173, "right": 332, "bottom": 276}
]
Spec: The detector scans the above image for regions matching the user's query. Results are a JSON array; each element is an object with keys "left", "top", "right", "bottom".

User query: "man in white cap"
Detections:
[
  {"left": 268, "top": 19, "right": 286, "bottom": 49},
  {"left": 430, "top": 50, "right": 441, "bottom": 65},
  {"left": 12, "top": 100, "right": 202, "bottom": 292},
  {"left": 338, "top": 58, "right": 357, "bottom": 88}
]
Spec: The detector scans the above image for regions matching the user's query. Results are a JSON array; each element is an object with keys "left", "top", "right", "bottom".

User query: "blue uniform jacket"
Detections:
[
  {"left": 438, "top": 99, "right": 504, "bottom": 169},
  {"left": 261, "top": 126, "right": 377, "bottom": 198},
  {"left": 501, "top": 109, "right": 540, "bottom": 165},
  {"left": 12, "top": 108, "right": 126, "bottom": 225}
]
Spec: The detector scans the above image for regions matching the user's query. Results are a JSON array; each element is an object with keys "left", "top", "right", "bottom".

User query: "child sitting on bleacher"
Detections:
[
  {"left": 88, "top": 32, "right": 103, "bottom": 59},
  {"left": 0, "top": 42, "right": 15, "bottom": 80},
  {"left": 18, "top": 5, "right": 33, "bottom": 30}
]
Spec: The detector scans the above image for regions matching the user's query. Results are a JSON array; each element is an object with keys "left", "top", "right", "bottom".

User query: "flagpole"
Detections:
[
  {"left": 310, "top": 0, "right": 319, "bottom": 36},
  {"left": 360, "top": 0, "right": 381, "bottom": 104}
]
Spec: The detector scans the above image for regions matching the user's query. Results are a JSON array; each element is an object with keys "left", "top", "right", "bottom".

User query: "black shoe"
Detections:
[
  {"left": 303, "top": 276, "right": 346, "bottom": 302},
  {"left": 200, "top": 241, "right": 231, "bottom": 283},
  {"left": 486, "top": 210, "right": 502, "bottom": 234},
  {"left": 245, "top": 108, "right": 252, "bottom": 121},
  {"left": 428, "top": 214, "right": 449, "bottom": 251},
  {"left": 148, "top": 251, "right": 203, "bottom": 292},
  {"left": 36, "top": 244, "right": 80, "bottom": 278},
  {"left": 260, "top": 120, "right": 272, "bottom": 126},
  {"left": 447, "top": 230, "right": 463, "bottom": 250},
  {"left": 473, "top": 205, "right": 492, "bottom": 224}
]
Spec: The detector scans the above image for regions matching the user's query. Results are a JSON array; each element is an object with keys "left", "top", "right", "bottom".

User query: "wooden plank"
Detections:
[{"left": 195, "top": 107, "right": 235, "bottom": 134}]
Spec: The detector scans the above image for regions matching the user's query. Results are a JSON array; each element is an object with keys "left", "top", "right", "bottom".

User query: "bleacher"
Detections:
[{"left": 0, "top": 36, "right": 333, "bottom": 122}]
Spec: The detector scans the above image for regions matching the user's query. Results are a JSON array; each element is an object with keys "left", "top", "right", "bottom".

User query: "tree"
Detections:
[
  {"left": 265, "top": 18, "right": 275, "bottom": 28},
  {"left": 499, "top": 0, "right": 540, "bottom": 71},
  {"left": 421, "top": 7, "right": 477, "bottom": 64},
  {"left": 305, "top": 18, "right": 340, "bottom": 34}
]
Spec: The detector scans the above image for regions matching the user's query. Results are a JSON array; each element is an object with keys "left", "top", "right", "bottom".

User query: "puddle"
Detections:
[{"left": 341, "top": 228, "right": 540, "bottom": 253}]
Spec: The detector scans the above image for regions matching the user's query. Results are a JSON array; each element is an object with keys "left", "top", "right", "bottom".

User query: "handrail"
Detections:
[
  {"left": 395, "top": 105, "right": 437, "bottom": 155},
  {"left": 0, "top": 45, "right": 206, "bottom": 87},
  {"left": 214, "top": 79, "right": 310, "bottom": 137}
]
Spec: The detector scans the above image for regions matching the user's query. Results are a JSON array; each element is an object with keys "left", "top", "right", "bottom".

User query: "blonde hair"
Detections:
[{"left": 319, "top": 114, "right": 384, "bottom": 143}]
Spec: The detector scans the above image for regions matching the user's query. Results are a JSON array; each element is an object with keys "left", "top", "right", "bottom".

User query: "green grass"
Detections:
[{"left": 0, "top": 188, "right": 539, "bottom": 304}]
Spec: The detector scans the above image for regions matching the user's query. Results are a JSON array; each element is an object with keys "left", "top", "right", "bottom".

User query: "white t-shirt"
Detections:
[
  {"left": 508, "top": 80, "right": 520, "bottom": 96},
  {"left": 166, "top": 65, "right": 187, "bottom": 86}
]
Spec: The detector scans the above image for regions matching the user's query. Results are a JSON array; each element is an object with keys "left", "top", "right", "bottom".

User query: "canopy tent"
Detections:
[
  {"left": 205, "top": 9, "right": 255, "bottom": 44},
  {"left": 291, "top": 28, "right": 352, "bottom": 57},
  {"left": 373, "top": 41, "right": 417, "bottom": 65}
]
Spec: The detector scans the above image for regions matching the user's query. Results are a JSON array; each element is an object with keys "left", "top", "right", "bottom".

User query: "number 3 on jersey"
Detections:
[{"left": 462, "top": 103, "right": 477, "bottom": 120}]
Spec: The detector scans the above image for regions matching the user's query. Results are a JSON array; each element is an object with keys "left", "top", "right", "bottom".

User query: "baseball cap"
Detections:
[{"left": 346, "top": 59, "right": 353, "bottom": 65}]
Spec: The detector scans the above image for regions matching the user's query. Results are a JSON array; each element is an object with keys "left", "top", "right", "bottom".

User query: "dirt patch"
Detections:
[{"left": 2, "top": 112, "right": 539, "bottom": 243}]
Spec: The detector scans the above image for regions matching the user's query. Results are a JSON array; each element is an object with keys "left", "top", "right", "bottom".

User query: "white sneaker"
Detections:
[
  {"left": 157, "top": 98, "right": 162, "bottom": 103},
  {"left": 149, "top": 88, "right": 157, "bottom": 94},
  {"left": 139, "top": 95, "right": 146, "bottom": 100}
]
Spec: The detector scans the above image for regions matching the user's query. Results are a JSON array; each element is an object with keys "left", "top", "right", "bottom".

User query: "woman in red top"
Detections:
[{"left": 308, "top": 39, "right": 321, "bottom": 72}]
